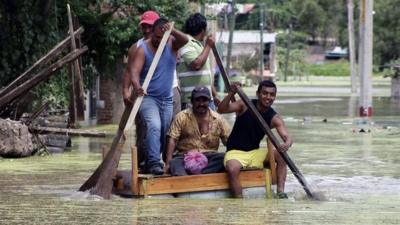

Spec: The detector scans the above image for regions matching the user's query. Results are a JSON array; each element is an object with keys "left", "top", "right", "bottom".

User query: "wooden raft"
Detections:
[{"left": 111, "top": 139, "right": 277, "bottom": 198}]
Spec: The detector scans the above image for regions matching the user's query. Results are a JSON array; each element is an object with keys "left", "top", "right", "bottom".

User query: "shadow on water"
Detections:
[{"left": 1, "top": 95, "right": 400, "bottom": 224}]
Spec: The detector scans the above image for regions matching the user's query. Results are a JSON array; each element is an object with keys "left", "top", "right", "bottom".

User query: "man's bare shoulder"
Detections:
[
  {"left": 128, "top": 41, "right": 141, "bottom": 55},
  {"left": 271, "top": 113, "right": 285, "bottom": 128}
]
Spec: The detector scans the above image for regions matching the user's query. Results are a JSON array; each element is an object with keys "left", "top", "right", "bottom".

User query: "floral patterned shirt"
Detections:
[{"left": 168, "top": 108, "right": 231, "bottom": 154}]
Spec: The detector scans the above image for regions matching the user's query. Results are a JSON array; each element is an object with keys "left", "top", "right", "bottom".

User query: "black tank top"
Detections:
[{"left": 227, "top": 99, "right": 277, "bottom": 151}]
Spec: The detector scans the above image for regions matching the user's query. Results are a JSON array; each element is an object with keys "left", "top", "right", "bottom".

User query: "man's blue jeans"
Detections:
[{"left": 139, "top": 95, "right": 173, "bottom": 169}]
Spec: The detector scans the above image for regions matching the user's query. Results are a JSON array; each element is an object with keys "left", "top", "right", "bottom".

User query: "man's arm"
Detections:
[
  {"left": 122, "top": 43, "right": 139, "bottom": 106},
  {"left": 164, "top": 113, "right": 183, "bottom": 172},
  {"left": 164, "top": 137, "right": 177, "bottom": 173},
  {"left": 188, "top": 35, "right": 215, "bottom": 70},
  {"left": 219, "top": 117, "right": 231, "bottom": 146},
  {"left": 211, "top": 85, "right": 220, "bottom": 106},
  {"left": 217, "top": 82, "right": 245, "bottom": 114},
  {"left": 271, "top": 115, "right": 293, "bottom": 152},
  {"left": 130, "top": 47, "right": 146, "bottom": 96},
  {"left": 170, "top": 27, "right": 189, "bottom": 51}
]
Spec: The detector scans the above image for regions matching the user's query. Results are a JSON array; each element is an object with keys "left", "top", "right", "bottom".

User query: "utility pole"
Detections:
[
  {"left": 283, "top": 23, "right": 293, "bottom": 82},
  {"left": 358, "top": 0, "right": 373, "bottom": 117},
  {"left": 226, "top": 0, "right": 235, "bottom": 74},
  {"left": 259, "top": 2, "right": 265, "bottom": 78},
  {"left": 347, "top": 0, "right": 358, "bottom": 94}
]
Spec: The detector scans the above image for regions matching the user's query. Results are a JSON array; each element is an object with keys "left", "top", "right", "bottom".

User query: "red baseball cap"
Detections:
[{"left": 139, "top": 11, "right": 160, "bottom": 25}]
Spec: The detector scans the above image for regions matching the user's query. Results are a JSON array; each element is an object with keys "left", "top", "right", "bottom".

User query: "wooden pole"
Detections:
[
  {"left": 131, "top": 146, "right": 139, "bottom": 195},
  {"left": 0, "top": 27, "right": 84, "bottom": 97},
  {"left": 25, "top": 101, "right": 51, "bottom": 126},
  {"left": 31, "top": 126, "right": 105, "bottom": 137},
  {"left": 67, "top": 63, "right": 76, "bottom": 127},
  {"left": 67, "top": 4, "right": 85, "bottom": 120},
  {"left": 0, "top": 47, "right": 88, "bottom": 109},
  {"left": 102, "top": 145, "right": 109, "bottom": 160},
  {"left": 211, "top": 46, "right": 235, "bottom": 102}
]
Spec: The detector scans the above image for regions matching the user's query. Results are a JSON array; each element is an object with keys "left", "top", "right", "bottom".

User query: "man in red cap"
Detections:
[
  {"left": 122, "top": 11, "right": 160, "bottom": 172},
  {"left": 123, "top": 11, "right": 182, "bottom": 118},
  {"left": 123, "top": 11, "right": 160, "bottom": 105},
  {"left": 125, "top": 17, "right": 188, "bottom": 175}
]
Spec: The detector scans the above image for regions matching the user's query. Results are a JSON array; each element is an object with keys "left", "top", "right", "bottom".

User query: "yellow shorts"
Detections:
[{"left": 223, "top": 149, "right": 267, "bottom": 169}]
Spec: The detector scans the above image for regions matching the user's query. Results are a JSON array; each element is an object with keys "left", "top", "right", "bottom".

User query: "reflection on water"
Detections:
[{"left": 1, "top": 95, "right": 400, "bottom": 224}]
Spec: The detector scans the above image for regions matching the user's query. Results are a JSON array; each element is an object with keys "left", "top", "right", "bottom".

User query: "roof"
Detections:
[
  {"left": 217, "top": 30, "right": 276, "bottom": 44},
  {"left": 206, "top": 3, "right": 255, "bottom": 14}
]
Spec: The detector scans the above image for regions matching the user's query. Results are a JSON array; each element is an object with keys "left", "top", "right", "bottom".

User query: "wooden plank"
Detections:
[
  {"left": 31, "top": 126, "right": 106, "bottom": 137},
  {"left": 139, "top": 170, "right": 266, "bottom": 195}
]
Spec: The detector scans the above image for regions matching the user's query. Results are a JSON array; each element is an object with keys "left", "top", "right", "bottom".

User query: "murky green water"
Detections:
[{"left": 1, "top": 94, "right": 400, "bottom": 224}]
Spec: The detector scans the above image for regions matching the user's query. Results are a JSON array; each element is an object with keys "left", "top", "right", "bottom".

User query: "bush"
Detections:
[
  {"left": 382, "top": 58, "right": 400, "bottom": 79},
  {"left": 276, "top": 47, "right": 307, "bottom": 78}
]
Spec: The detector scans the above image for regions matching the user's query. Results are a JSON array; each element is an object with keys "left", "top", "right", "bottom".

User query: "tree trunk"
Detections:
[
  {"left": 347, "top": 0, "right": 358, "bottom": 94},
  {"left": 391, "top": 77, "right": 400, "bottom": 102}
]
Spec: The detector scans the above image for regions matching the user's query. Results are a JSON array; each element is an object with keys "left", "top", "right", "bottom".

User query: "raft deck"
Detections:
[{"left": 112, "top": 140, "right": 277, "bottom": 198}]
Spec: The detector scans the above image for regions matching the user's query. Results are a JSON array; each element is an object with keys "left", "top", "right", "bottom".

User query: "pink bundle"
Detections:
[{"left": 183, "top": 151, "right": 208, "bottom": 174}]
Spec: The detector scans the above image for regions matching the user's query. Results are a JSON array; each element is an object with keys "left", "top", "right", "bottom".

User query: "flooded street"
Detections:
[{"left": 1, "top": 92, "right": 400, "bottom": 224}]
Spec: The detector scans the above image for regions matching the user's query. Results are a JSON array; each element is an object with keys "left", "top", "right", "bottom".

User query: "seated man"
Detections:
[
  {"left": 217, "top": 80, "right": 293, "bottom": 198},
  {"left": 165, "top": 86, "right": 230, "bottom": 176}
]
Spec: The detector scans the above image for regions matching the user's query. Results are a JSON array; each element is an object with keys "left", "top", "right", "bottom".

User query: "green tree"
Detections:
[
  {"left": 0, "top": 0, "right": 187, "bottom": 110},
  {"left": 292, "top": 0, "right": 325, "bottom": 41},
  {"left": 374, "top": 0, "right": 400, "bottom": 67}
]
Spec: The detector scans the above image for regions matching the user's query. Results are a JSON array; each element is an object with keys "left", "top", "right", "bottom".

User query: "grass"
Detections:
[
  {"left": 304, "top": 60, "right": 384, "bottom": 77},
  {"left": 305, "top": 60, "right": 350, "bottom": 76}
]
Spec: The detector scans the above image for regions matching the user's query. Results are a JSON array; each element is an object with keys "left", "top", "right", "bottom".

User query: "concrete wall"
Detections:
[{"left": 97, "top": 59, "right": 125, "bottom": 124}]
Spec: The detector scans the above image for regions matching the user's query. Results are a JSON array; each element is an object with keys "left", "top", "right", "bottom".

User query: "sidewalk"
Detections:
[{"left": 240, "top": 76, "right": 391, "bottom": 97}]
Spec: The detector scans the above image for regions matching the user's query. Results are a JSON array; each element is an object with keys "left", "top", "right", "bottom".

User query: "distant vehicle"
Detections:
[{"left": 325, "top": 46, "right": 348, "bottom": 59}]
